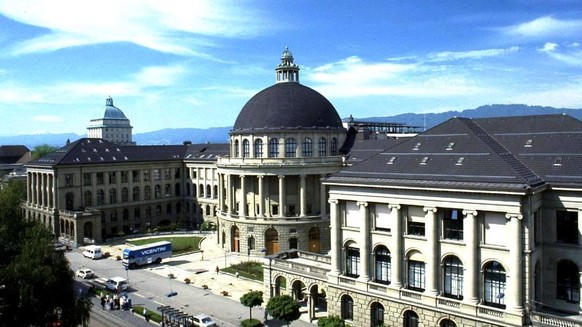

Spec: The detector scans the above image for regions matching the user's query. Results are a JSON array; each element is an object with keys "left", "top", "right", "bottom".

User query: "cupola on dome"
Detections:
[
  {"left": 95, "top": 96, "right": 128, "bottom": 120},
  {"left": 233, "top": 48, "right": 343, "bottom": 132}
]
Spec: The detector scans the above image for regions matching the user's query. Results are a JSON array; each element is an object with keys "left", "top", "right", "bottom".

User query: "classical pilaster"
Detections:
[
  {"left": 300, "top": 174, "right": 307, "bottom": 217},
  {"left": 424, "top": 206, "right": 438, "bottom": 295},
  {"left": 211, "top": 169, "right": 215, "bottom": 198},
  {"left": 390, "top": 204, "right": 402, "bottom": 288},
  {"left": 40, "top": 173, "right": 46, "bottom": 207},
  {"left": 358, "top": 201, "right": 370, "bottom": 281},
  {"left": 320, "top": 176, "right": 327, "bottom": 217},
  {"left": 27, "top": 172, "right": 31, "bottom": 205},
  {"left": 463, "top": 210, "right": 479, "bottom": 304},
  {"left": 218, "top": 174, "right": 223, "bottom": 211},
  {"left": 329, "top": 199, "right": 341, "bottom": 275},
  {"left": 506, "top": 213, "right": 524, "bottom": 312},
  {"left": 226, "top": 174, "right": 232, "bottom": 215},
  {"left": 278, "top": 175, "right": 285, "bottom": 218}
]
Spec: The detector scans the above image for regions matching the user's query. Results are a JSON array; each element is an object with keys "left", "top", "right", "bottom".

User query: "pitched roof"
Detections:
[
  {"left": 326, "top": 114, "right": 582, "bottom": 192},
  {"left": 0, "top": 145, "right": 30, "bottom": 164}
]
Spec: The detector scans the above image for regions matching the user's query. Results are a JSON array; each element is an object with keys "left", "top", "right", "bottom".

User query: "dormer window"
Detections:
[
  {"left": 456, "top": 157, "right": 465, "bottom": 166},
  {"left": 524, "top": 139, "right": 533, "bottom": 148},
  {"left": 446, "top": 142, "right": 455, "bottom": 151},
  {"left": 413, "top": 143, "right": 422, "bottom": 151},
  {"left": 420, "top": 156, "right": 429, "bottom": 165},
  {"left": 554, "top": 157, "right": 562, "bottom": 167},
  {"left": 387, "top": 157, "right": 397, "bottom": 165}
]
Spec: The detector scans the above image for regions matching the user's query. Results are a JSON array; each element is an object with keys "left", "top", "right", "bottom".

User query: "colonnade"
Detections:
[
  {"left": 27, "top": 171, "right": 56, "bottom": 208},
  {"left": 328, "top": 200, "right": 524, "bottom": 312}
]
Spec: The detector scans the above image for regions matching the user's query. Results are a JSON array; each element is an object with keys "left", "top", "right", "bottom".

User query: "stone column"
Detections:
[
  {"left": 48, "top": 174, "right": 54, "bottom": 208},
  {"left": 40, "top": 173, "right": 46, "bottom": 207},
  {"left": 320, "top": 176, "right": 327, "bottom": 217},
  {"left": 358, "top": 201, "right": 370, "bottom": 282},
  {"left": 390, "top": 204, "right": 402, "bottom": 288},
  {"left": 278, "top": 175, "right": 285, "bottom": 218},
  {"left": 506, "top": 213, "right": 524, "bottom": 312},
  {"left": 30, "top": 172, "right": 36, "bottom": 205},
  {"left": 218, "top": 174, "right": 223, "bottom": 211},
  {"left": 240, "top": 175, "right": 246, "bottom": 217},
  {"left": 211, "top": 169, "right": 216, "bottom": 198},
  {"left": 329, "top": 199, "right": 341, "bottom": 275},
  {"left": 463, "top": 210, "right": 479, "bottom": 304},
  {"left": 258, "top": 175, "right": 264, "bottom": 217},
  {"left": 27, "top": 172, "right": 31, "bottom": 205},
  {"left": 226, "top": 174, "right": 232, "bottom": 215},
  {"left": 300, "top": 175, "right": 307, "bottom": 217},
  {"left": 424, "top": 207, "right": 438, "bottom": 295}
]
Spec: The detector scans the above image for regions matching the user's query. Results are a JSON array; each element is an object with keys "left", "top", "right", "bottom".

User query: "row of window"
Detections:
[
  {"left": 72, "top": 168, "right": 182, "bottom": 187},
  {"left": 344, "top": 246, "right": 581, "bottom": 306},
  {"left": 233, "top": 137, "right": 339, "bottom": 158}
]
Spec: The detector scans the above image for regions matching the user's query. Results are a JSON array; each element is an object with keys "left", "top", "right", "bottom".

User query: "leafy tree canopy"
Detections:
[
  {"left": 266, "top": 294, "right": 301, "bottom": 326},
  {"left": 31, "top": 144, "right": 58, "bottom": 160},
  {"left": 318, "top": 315, "right": 347, "bottom": 327},
  {"left": 0, "top": 182, "right": 92, "bottom": 326},
  {"left": 240, "top": 290, "right": 263, "bottom": 320}
]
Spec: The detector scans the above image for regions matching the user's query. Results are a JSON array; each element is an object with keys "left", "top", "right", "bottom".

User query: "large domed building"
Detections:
[
  {"left": 216, "top": 48, "right": 349, "bottom": 255},
  {"left": 87, "top": 96, "right": 135, "bottom": 145}
]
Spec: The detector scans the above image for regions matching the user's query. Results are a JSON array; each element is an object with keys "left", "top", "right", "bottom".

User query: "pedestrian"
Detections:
[
  {"left": 215, "top": 266, "right": 219, "bottom": 274},
  {"left": 144, "top": 308, "right": 149, "bottom": 322},
  {"left": 100, "top": 295, "right": 106, "bottom": 310},
  {"left": 235, "top": 271, "right": 239, "bottom": 279}
]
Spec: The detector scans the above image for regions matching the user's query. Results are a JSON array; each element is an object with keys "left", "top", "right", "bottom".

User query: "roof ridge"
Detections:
[{"left": 459, "top": 118, "right": 545, "bottom": 188}]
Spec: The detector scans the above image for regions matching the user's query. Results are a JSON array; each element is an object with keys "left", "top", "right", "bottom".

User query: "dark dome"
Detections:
[{"left": 233, "top": 83, "right": 343, "bottom": 132}]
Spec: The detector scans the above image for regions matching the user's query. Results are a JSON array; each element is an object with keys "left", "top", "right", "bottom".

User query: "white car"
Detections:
[
  {"left": 75, "top": 268, "right": 95, "bottom": 279},
  {"left": 191, "top": 314, "right": 217, "bottom": 327}
]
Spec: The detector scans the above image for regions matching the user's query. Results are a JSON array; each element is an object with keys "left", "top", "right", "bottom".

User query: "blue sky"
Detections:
[{"left": 0, "top": 0, "right": 581, "bottom": 136}]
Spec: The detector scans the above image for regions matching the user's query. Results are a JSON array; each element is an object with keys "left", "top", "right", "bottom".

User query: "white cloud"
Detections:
[
  {"left": 428, "top": 47, "right": 520, "bottom": 62},
  {"left": 540, "top": 42, "right": 558, "bottom": 52},
  {"left": 33, "top": 115, "right": 65, "bottom": 123},
  {"left": 132, "top": 65, "right": 186, "bottom": 87},
  {"left": 513, "top": 81, "right": 582, "bottom": 108},
  {"left": 538, "top": 42, "right": 582, "bottom": 66},
  {"left": 0, "top": 0, "right": 270, "bottom": 57},
  {"left": 504, "top": 16, "right": 582, "bottom": 39}
]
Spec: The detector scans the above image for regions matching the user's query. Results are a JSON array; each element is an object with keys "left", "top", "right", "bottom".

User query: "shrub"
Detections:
[
  {"left": 184, "top": 278, "right": 191, "bottom": 284},
  {"left": 221, "top": 290, "right": 229, "bottom": 296},
  {"left": 202, "top": 284, "right": 208, "bottom": 290}
]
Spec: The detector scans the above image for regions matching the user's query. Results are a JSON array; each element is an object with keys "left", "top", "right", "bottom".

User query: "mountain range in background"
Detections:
[{"left": 2, "top": 104, "right": 581, "bottom": 149}]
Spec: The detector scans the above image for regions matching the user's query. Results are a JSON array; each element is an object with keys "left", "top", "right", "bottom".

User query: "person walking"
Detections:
[{"left": 100, "top": 295, "right": 106, "bottom": 310}]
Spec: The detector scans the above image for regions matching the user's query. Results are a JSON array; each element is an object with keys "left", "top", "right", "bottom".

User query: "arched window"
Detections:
[
  {"left": 97, "top": 190, "right": 104, "bottom": 205},
  {"left": 145, "top": 206, "right": 152, "bottom": 219},
  {"left": 154, "top": 185, "right": 161, "bottom": 199},
  {"left": 345, "top": 244, "right": 360, "bottom": 278},
  {"left": 122, "top": 209, "right": 129, "bottom": 220},
  {"left": 83, "top": 191, "right": 92, "bottom": 207},
  {"left": 248, "top": 236, "right": 255, "bottom": 250},
  {"left": 557, "top": 260, "right": 580, "bottom": 303},
  {"left": 175, "top": 183, "right": 181, "bottom": 196},
  {"left": 254, "top": 139, "right": 263, "bottom": 158},
  {"left": 302, "top": 138, "right": 312, "bottom": 157},
  {"left": 121, "top": 187, "right": 129, "bottom": 202},
  {"left": 165, "top": 184, "right": 171, "bottom": 197},
  {"left": 206, "top": 185, "right": 211, "bottom": 198},
  {"left": 110, "top": 210, "right": 118, "bottom": 222},
  {"left": 176, "top": 202, "right": 182, "bottom": 214},
  {"left": 440, "top": 319, "right": 457, "bottom": 327},
  {"left": 371, "top": 302, "right": 384, "bottom": 327},
  {"left": 289, "top": 237, "right": 298, "bottom": 249},
  {"left": 199, "top": 184, "right": 204, "bottom": 197},
  {"left": 242, "top": 139, "right": 250, "bottom": 158},
  {"left": 407, "top": 253, "right": 425, "bottom": 291},
  {"left": 134, "top": 208, "right": 140, "bottom": 219},
  {"left": 133, "top": 186, "right": 140, "bottom": 201},
  {"left": 318, "top": 137, "right": 327, "bottom": 156},
  {"left": 65, "top": 192, "right": 74, "bottom": 210},
  {"left": 213, "top": 185, "right": 218, "bottom": 199},
  {"left": 403, "top": 310, "right": 419, "bottom": 327},
  {"left": 443, "top": 256, "right": 464, "bottom": 299},
  {"left": 234, "top": 140, "right": 240, "bottom": 157},
  {"left": 144, "top": 186, "right": 151, "bottom": 200},
  {"left": 166, "top": 203, "right": 172, "bottom": 214},
  {"left": 285, "top": 138, "right": 297, "bottom": 158},
  {"left": 269, "top": 138, "right": 279, "bottom": 158},
  {"left": 331, "top": 137, "right": 338, "bottom": 155},
  {"left": 340, "top": 295, "right": 353, "bottom": 321},
  {"left": 109, "top": 188, "right": 117, "bottom": 204},
  {"left": 374, "top": 246, "right": 391, "bottom": 285},
  {"left": 483, "top": 261, "right": 506, "bottom": 308}
]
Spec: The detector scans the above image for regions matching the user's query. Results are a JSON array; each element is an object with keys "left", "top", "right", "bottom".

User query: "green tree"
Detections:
[
  {"left": 240, "top": 290, "right": 263, "bottom": 320},
  {"left": 318, "top": 315, "right": 347, "bottom": 327},
  {"left": 0, "top": 182, "right": 92, "bottom": 326},
  {"left": 31, "top": 144, "right": 58, "bottom": 160},
  {"left": 266, "top": 295, "right": 301, "bottom": 327}
]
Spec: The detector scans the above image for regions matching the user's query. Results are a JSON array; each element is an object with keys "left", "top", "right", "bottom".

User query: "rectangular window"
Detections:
[
  {"left": 285, "top": 138, "right": 296, "bottom": 158},
  {"left": 65, "top": 173, "right": 74, "bottom": 187},
  {"left": 153, "top": 169, "right": 161, "bottom": 181},
  {"left": 164, "top": 169, "right": 171, "bottom": 180},
  {"left": 108, "top": 172, "right": 116, "bottom": 184},
  {"left": 443, "top": 209, "right": 463, "bottom": 240},
  {"left": 83, "top": 173, "right": 92, "bottom": 186},
  {"left": 406, "top": 206, "right": 425, "bottom": 236},
  {"left": 191, "top": 169, "right": 197, "bottom": 178},
  {"left": 143, "top": 170, "right": 150, "bottom": 181},
  {"left": 557, "top": 211, "right": 578, "bottom": 244},
  {"left": 408, "top": 260, "right": 425, "bottom": 291},
  {"left": 345, "top": 201, "right": 359, "bottom": 228},
  {"left": 132, "top": 170, "right": 139, "bottom": 182},
  {"left": 121, "top": 171, "right": 128, "bottom": 183},
  {"left": 374, "top": 204, "right": 391, "bottom": 232},
  {"left": 484, "top": 213, "right": 507, "bottom": 246},
  {"left": 96, "top": 172, "right": 104, "bottom": 185}
]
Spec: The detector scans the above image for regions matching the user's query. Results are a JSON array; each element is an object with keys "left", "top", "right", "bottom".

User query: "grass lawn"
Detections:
[
  {"left": 222, "top": 261, "right": 264, "bottom": 281},
  {"left": 128, "top": 236, "right": 203, "bottom": 255}
]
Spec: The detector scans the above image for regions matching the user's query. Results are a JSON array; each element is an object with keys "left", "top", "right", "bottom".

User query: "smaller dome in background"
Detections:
[{"left": 94, "top": 96, "right": 128, "bottom": 120}]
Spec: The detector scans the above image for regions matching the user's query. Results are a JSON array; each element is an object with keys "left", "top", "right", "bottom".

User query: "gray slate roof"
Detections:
[{"left": 326, "top": 114, "right": 582, "bottom": 192}]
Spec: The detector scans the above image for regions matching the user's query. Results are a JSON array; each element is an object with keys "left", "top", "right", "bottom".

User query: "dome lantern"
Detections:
[{"left": 275, "top": 46, "right": 300, "bottom": 83}]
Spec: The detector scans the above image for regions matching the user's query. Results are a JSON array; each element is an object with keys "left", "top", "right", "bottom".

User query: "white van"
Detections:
[
  {"left": 82, "top": 245, "right": 103, "bottom": 259},
  {"left": 106, "top": 277, "right": 128, "bottom": 292}
]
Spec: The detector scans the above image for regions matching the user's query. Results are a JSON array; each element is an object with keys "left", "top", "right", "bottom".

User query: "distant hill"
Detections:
[{"left": 1, "top": 104, "right": 580, "bottom": 148}]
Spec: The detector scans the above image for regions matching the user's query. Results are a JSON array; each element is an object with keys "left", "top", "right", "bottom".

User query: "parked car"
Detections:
[
  {"left": 105, "top": 277, "right": 128, "bottom": 292},
  {"left": 191, "top": 314, "right": 217, "bottom": 327},
  {"left": 82, "top": 245, "right": 103, "bottom": 259},
  {"left": 75, "top": 268, "right": 95, "bottom": 279}
]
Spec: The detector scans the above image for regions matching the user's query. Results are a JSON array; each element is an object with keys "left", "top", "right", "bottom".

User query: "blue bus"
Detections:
[{"left": 122, "top": 241, "right": 172, "bottom": 269}]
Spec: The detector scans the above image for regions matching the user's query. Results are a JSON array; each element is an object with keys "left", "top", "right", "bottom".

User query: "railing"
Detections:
[
  {"left": 530, "top": 311, "right": 581, "bottom": 327},
  {"left": 437, "top": 297, "right": 461, "bottom": 308},
  {"left": 369, "top": 284, "right": 388, "bottom": 293},
  {"left": 217, "top": 156, "right": 343, "bottom": 167},
  {"left": 477, "top": 305, "right": 504, "bottom": 318},
  {"left": 401, "top": 290, "right": 422, "bottom": 300},
  {"left": 339, "top": 276, "right": 356, "bottom": 285}
]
